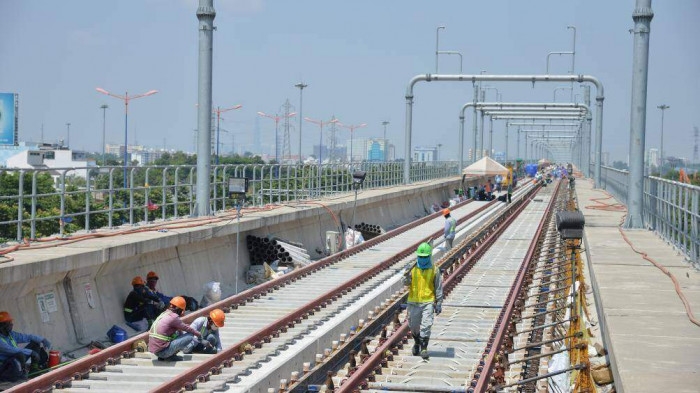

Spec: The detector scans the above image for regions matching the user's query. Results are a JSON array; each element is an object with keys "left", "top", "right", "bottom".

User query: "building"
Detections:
[
  {"left": 5, "top": 143, "right": 96, "bottom": 179},
  {"left": 413, "top": 146, "right": 438, "bottom": 162},
  {"left": 602, "top": 152, "right": 610, "bottom": 166},
  {"left": 647, "top": 148, "right": 659, "bottom": 168},
  {"left": 348, "top": 138, "right": 392, "bottom": 162}
]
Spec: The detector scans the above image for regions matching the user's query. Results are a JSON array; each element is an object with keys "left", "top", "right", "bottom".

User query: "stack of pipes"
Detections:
[
  {"left": 354, "top": 222, "right": 385, "bottom": 241},
  {"left": 246, "top": 235, "right": 311, "bottom": 266}
]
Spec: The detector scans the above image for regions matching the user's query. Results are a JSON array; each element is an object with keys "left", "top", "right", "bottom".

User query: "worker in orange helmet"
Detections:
[
  {"left": 442, "top": 208, "right": 457, "bottom": 250},
  {"left": 148, "top": 297, "right": 201, "bottom": 361},
  {"left": 124, "top": 276, "right": 163, "bottom": 332},
  {"left": 183, "top": 309, "right": 226, "bottom": 354},
  {"left": 0, "top": 311, "right": 51, "bottom": 382}
]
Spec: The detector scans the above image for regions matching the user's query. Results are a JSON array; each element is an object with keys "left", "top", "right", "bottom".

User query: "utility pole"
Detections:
[
  {"left": 328, "top": 115, "right": 339, "bottom": 162},
  {"left": 294, "top": 82, "right": 308, "bottom": 164},
  {"left": 65, "top": 122, "right": 71, "bottom": 148},
  {"left": 281, "top": 99, "right": 294, "bottom": 161},
  {"left": 657, "top": 104, "right": 669, "bottom": 174},
  {"left": 100, "top": 104, "right": 108, "bottom": 165}
]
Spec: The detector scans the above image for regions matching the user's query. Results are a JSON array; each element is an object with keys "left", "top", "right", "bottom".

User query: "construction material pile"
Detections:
[
  {"left": 353, "top": 222, "right": 385, "bottom": 241},
  {"left": 246, "top": 235, "right": 311, "bottom": 267}
]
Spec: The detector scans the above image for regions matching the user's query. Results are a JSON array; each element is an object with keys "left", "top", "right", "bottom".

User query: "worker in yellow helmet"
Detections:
[
  {"left": 403, "top": 242, "right": 443, "bottom": 360},
  {"left": 183, "top": 309, "right": 226, "bottom": 354}
]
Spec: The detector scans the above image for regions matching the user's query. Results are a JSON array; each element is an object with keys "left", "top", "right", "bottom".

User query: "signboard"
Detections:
[
  {"left": 228, "top": 177, "right": 249, "bottom": 195},
  {"left": 0, "top": 93, "right": 18, "bottom": 145}
]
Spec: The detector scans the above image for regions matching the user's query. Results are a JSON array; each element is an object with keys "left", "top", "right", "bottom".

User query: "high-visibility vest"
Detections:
[
  {"left": 0, "top": 335, "right": 18, "bottom": 365},
  {"left": 407, "top": 266, "right": 436, "bottom": 303},
  {"left": 149, "top": 313, "right": 178, "bottom": 342},
  {"left": 448, "top": 218, "right": 456, "bottom": 235}
]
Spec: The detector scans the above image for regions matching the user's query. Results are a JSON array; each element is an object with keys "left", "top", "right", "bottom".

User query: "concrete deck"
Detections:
[{"left": 578, "top": 178, "right": 700, "bottom": 393}]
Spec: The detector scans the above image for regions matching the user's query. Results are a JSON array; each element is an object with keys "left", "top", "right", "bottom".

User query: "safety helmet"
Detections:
[
  {"left": 170, "top": 296, "right": 187, "bottom": 310},
  {"left": 131, "top": 276, "right": 145, "bottom": 286},
  {"left": 0, "top": 311, "right": 13, "bottom": 323},
  {"left": 209, "top": 309, "right": 226, "bottom": 328},
  {"left": 146, "top": 271, "right": 159, "bottom": 280},
  {"left": 442, "top": 208, "right": 450, "bottom": 216},
  {"left": 416, "top": 242, "right": 432, "bottom": 257}
]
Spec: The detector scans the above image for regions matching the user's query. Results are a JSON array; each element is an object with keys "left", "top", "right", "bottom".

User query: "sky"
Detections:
[{"left": 1, "top": 0, "right": 699, "bottom": 163}]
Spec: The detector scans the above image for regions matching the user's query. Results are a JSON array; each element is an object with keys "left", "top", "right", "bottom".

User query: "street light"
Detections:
[
  {"left": 435, "top": 26, "right": 446, "bottom": 73},
  {"left": 258, "top": 111, "right": 297, "bottom": 163},
  {"left": 213, "top": 104, "right": 242, "bottom": 164},
  {"left": 338, "top": 122, "right": 367, "bottom": 167},
  {"left": 437, "top": 50, "right": 463, "bottom": 73},
  {"left": 381, "top": 120, "right": 390, "bottom": 161},
  {"left": 305, "top": 116, "right": 339, "bottom": 196},
  {"left": 294, "top": 82, "right": 308, "bottom": 164},
  {"left": 567, "top": 25, "right": 577, "bottom": 101},
  {"left": 100, "top": 104, "right": 108, "bottom": 165},
  {"left": 96, "top": 87, "right": 158, "bottom": 188},
  {"left": 657, "top": 104, "right": 670, "bottom": 174}
]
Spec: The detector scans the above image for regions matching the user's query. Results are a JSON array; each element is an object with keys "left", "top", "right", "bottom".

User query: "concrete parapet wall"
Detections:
[{"left": 0, "top": 178, "right": 466, "bottom": 354}]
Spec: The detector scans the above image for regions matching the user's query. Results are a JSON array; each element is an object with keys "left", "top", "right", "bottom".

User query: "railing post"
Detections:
[
  {"left": 144, "top": 167, "right": 151, "bottom": 224},
  {"left": 31, "top": 171, "right": 37, "bottom": 239},
  {"left": 108, "top": 168, "right": 114, "bottom": 228},
  {"left": 17, "top": 170, "right": 24, "bottom": 241},
  {"left": 162, "top": 167, "right": 169, "bottom": 221},
  {"left": 85, "top": 168, "right": 92, "bottom": 232},
  {"left": 212, "top": 166, "right": 219, "bottom": 212},
  {"left": 59, "top": 171, "right": 66, "bottom": 236}
]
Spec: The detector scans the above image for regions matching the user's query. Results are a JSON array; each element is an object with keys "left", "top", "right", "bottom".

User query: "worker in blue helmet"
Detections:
[{"left": 403, "top": 242, "right": 443, "bottom": 360}]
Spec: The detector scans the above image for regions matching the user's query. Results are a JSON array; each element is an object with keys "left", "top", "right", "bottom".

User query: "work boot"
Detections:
[
  {"left": 157, "top": 354, "right": 183, "bottom": 362},
  {"left": 420, "top": 338, "right": 430, "bottom": 360},
  {"left": 412, "top": 334, "right": 420, "bottom": 356}
]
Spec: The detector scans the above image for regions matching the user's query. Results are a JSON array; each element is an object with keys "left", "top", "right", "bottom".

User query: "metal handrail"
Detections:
[
  {"left": 0, "top": 161, "right": 459, "bottom": 241},
  {"left": 596, "top": 164, "right": 700, "bottom": 264}
]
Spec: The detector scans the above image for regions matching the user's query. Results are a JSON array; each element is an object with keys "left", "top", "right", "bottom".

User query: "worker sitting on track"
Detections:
[
  {"left": 148, "top": 297, "right": 202, "bottom": 361},
  {"left": 403, "top": 243, "right": 443, "bottom": 360},
  {"left": 183, "top": 309, "right": 225, "bottom": 354},
  {"left": 0, "top": 311, "right": 52, "bottom": 382},
  {"left": 124, "top": 276, "right": 164, "bottom": 331},
  {"left": 442, "top": 208, "right": 457, "bottom": 251}
]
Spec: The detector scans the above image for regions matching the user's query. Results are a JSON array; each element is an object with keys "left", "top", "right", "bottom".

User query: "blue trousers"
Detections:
[{"left": 154, "top": 334, "right": 196, "bottom": 359}]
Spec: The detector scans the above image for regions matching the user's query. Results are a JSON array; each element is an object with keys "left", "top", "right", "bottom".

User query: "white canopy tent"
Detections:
[{"left": 462, "top": 156, "right": 509, "bottom": 177}]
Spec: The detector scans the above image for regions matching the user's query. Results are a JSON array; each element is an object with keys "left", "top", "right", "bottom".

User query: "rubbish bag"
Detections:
[{"left": 200, "top": 281, "right": 222, "bottom": 308}]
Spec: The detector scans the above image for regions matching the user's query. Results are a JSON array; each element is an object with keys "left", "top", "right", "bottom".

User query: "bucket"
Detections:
[{"left": 48, "top": 350, "right": 61, "bottom": 368}]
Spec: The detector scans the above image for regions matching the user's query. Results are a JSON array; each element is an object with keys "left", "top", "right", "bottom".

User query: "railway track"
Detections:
[
  {"left": 283, "top": 180, "right": 565, "bottom": 393},
  {"left": 12, "top": 183, "right": 537, "bottom": 393}
]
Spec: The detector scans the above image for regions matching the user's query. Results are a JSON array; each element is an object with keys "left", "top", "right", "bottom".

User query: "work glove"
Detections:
[
  {"left": 42, "top": 338, "right": 51, "bottom": 349},
  {"left": 434, "top": 303, "right": 442, "bottom": 315}
]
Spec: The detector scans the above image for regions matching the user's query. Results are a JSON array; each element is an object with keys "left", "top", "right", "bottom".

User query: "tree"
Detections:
[{"left": 612, "top": 161, "right": 629, "bottom": 170}]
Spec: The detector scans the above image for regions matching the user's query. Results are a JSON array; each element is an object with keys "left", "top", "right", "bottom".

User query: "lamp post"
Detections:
[
  {"left": 304, "top": 116, "right": 339, "bottom": 196},
  {"left": 212, "top": 105, "right": 242, "bottom": 164},
  {"left": 435, "top": 26, "right": 445, "bottom": 73},
  {"left": 294, "top": 82, "right": 308, "bottom": 164},
  {"left": 258, "top": 111, "right": 296, "bottom": 163},
  {"left": 437, "top": 50, "right": 463, "bottom": 73},
  {"left": 338, "top": 122, "right": 367, "bottom": 167},
  {"left": 96, "top": 87, "right": 158, "bottom": 188},
  {"left": 100, "top": 104, "right": 108, "bottom": 165},
  {"left": 381, "top": 121, "right": 390, "bottom": 161},
  {"left": 567, "top": 25, "right": 577, "bottom": 101},
  {"left": 65, "top": 123, "right": 71, "bottom": 148},
  {"left": 657, "top": 104, "right": 669, "bottom": 174}
]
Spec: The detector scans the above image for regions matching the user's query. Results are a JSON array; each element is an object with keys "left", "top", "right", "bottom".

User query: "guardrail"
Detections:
[
  {"left": 597, "top": 165, "right": 699, "bottom": 264},
  {"left": 0, "top": 161, "right": 458, "bottom": 241}
]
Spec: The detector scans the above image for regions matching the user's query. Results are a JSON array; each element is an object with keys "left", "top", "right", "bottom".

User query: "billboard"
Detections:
[{"left": 0, "top": 93, "right": 18, "bottom": 145}]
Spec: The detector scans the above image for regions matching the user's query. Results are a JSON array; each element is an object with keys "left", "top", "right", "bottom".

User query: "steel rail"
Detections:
[
  {"left": 13, "top": 196, "right": 481, "bottom": 393},
  {"left": 334, "top": 184, "right": 544, "bottom": 393},
  {"left": 155, "top": 199, "right": 499, "bottom": 392},
  {"left": 473, "top": 180, "right": 562, "bottom": 392}
]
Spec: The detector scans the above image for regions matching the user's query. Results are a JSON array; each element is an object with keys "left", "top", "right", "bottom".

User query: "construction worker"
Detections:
[
  {"left": 403, "top": 243, "right": 443, "bottom": 360},
  {"left": 442, "top": 208, "right": 457, "bottom": 250},
  {"left": 148, "top": 297, "right": 202, "bottom": 361},
  {"left": 0, "top": 311, "right": 51, "bottom": 382},
  {"left": 124, "top": 276, "right": 164, "bottom": 332},
  {"left": 183, "top": 309, "right": 225, "bottom": 354},
  {"left": 146, "top": 271, "right": 173, "bottom": 304}
]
